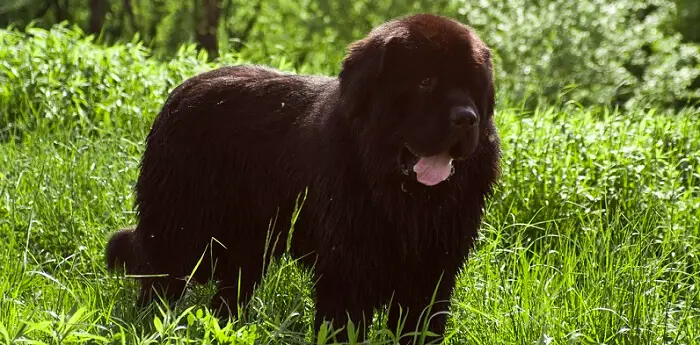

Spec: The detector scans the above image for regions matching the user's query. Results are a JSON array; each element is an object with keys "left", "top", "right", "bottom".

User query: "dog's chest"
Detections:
[{"left": 314, "top": 189, "right": 470, "bottom": 253}]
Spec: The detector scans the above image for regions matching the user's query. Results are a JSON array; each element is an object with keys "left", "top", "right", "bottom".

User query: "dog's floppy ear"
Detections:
[{"left": 338, "top": 35, "right": 399, "bottom": 116}]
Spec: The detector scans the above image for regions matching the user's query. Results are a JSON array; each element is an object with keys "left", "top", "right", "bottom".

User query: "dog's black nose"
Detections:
[{"left": 450, "top": 106, "right": 478, "bottom": 128}]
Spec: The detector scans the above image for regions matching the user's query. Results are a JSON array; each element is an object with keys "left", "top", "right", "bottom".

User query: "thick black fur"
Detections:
[{"left": 106, "top": 13, "right": 500, "bottom": 344}]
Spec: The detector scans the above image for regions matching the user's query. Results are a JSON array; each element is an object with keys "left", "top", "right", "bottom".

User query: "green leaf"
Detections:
[{"left": 153, "top": 316, "right": 163, "bottom": 333}]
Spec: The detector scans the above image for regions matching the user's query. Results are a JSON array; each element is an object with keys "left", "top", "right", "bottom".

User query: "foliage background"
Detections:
[{"left": 1, "top": 0, "right": 699, "bottom": 111}]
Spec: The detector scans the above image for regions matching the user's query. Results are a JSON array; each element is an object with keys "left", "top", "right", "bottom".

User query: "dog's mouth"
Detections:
[{"left": 399, "top": 144, "right": 459, "bottom": 186}]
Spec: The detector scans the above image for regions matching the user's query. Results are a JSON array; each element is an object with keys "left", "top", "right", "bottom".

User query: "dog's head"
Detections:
[{"left": 339, "top": 14, "right": 495, "bottom": 186}]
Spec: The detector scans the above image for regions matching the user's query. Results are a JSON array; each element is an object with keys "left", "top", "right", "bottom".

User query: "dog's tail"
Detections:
[{"left": 106, "top": 228, "right": 139, "bottom": 273}]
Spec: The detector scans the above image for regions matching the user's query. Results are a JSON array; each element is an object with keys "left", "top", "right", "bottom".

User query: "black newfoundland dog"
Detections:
[{"left": 106, "top": 13, "right": 500, "bottom": 343}]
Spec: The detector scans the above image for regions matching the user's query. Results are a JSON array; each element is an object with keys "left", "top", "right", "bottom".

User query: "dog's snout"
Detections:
[{"left": 450, "top": 106, "right": 478, "bottom": 128}]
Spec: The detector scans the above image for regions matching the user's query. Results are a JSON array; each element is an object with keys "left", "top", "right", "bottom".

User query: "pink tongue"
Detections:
[{"left": 413, "top": 152, "right": 453, "bottom": 186}]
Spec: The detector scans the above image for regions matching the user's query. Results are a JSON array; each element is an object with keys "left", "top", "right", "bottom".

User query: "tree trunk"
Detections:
[
  {"left": 89, "top": 0, "right": 107, "bottom": 35},
  {"left": 52, "top": 0, "right": 66, "bottom": 22},
  {"left": 194, "top": 0, "right": 221, "bottom": 59}
]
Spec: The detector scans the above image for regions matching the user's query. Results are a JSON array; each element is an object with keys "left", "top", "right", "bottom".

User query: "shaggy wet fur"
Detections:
[{"left": 106, "top": 13, "right": 500, "bottom": 343}]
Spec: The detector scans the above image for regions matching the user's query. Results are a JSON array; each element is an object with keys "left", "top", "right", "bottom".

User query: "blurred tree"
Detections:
[
  {"left": 225, "top": 0, "right": 262, "bottom": 52},
  {"left": 675, "top": 0, "right": 700, "bottom": 43},
  {"left": 194, "top": 0, "right": 221, "bottom": 58},
  {"left": 141, "top": 0, "right": 168, "bottom": 44},
  {"left": 89, "top": 0, "right": 106, "bottom": 34},
  {"left": 51, "top": 0, "right": 70, "bottom": 22},
  {"left": 123, "top": 0, "right": 137, "bottom": 32}
]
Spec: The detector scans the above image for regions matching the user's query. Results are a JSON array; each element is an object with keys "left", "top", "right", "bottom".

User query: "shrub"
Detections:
[
  {"left": 451, "top": 0, "right": 700, "bottom": 110},
  {"left": 0, "top": 24, "right": 214, "bottom": 136}
]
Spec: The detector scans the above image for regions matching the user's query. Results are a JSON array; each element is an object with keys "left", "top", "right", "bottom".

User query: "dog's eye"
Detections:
[{"left": 418, "top": 77, "right": 434, "bottom": 90}]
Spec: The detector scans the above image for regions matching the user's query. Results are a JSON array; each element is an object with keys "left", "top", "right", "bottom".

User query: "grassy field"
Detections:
[{"left": 1, "top": 25, "right": 699, "bottom": 344}]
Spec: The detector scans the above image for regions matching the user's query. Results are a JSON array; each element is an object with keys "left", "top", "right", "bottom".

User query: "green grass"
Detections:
[{"left": 1, "top": 25, "right": 699, "bottom": 345}]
